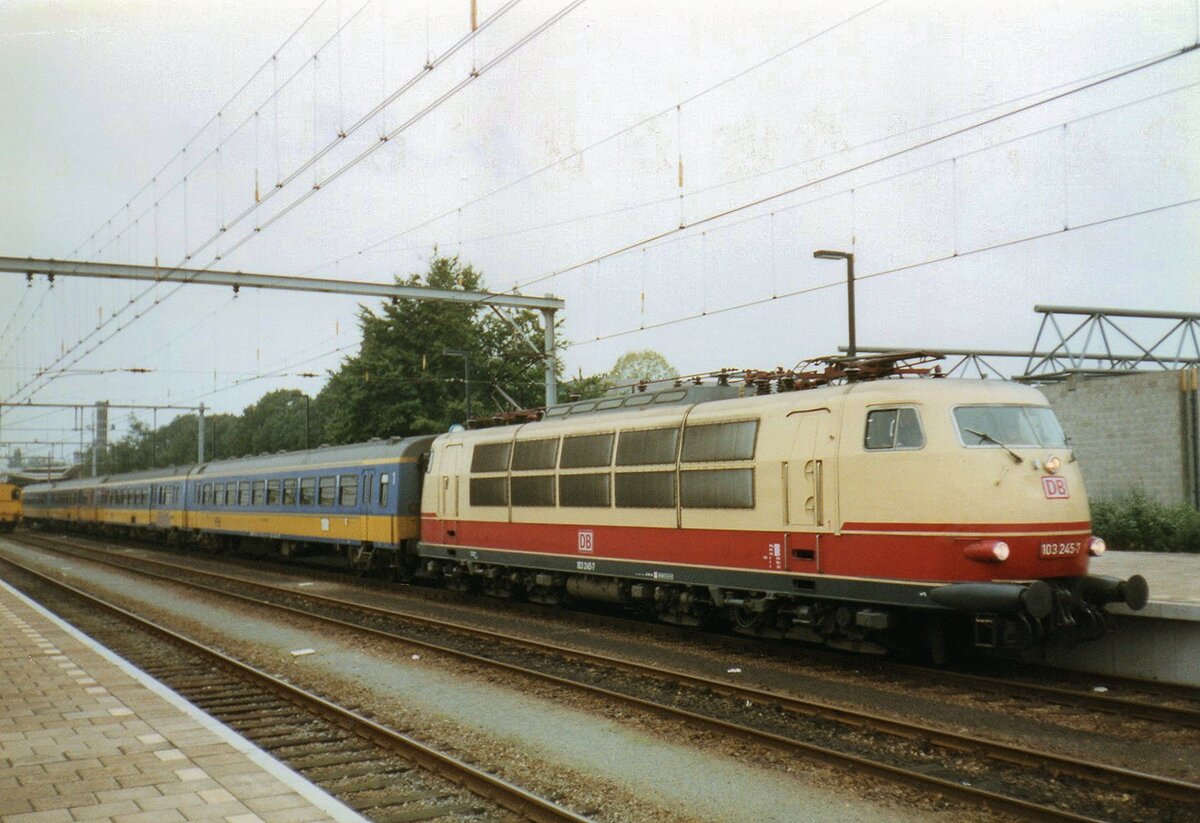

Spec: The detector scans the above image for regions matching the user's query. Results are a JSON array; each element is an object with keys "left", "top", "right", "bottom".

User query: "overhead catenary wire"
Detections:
[
  {"left": 570, "top": 196, "right": 1200, "bottom": 348},
  {"left": 4, "top": 0, "right": 534, "bottom": 404},
  {"left": 510, "top": 43, "right": 1199, "bottom": 294}
]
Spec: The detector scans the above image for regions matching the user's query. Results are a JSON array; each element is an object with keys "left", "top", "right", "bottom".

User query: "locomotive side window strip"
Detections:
[
  {"left": 339, "top": 475, "right": 358, "bottom": 507},
  {"left": 614, "top": 471, "right": 675, "bottom": 508},
  {"left": 470, "top": 476, "right": 508, "bottom": 507},
  {"left": 511, "top": 438, "right": 559, "bottom": 471},
  {"left": 681, "top": 420, "right": 758, "bottom": 462},
  {"left": 560, "top": 433, "right": 614, "bottom": 468},
  {"left": 559, "top": 473, "right": 610, "bottom": 507},
  {"left": 510, "top": 474, "right": 555, "bottom": 507},
  {"left": 680, "top": 468, "right": 755, "bottom": 509},
  {"left": 616, "top": 427, "right": 679, "bottom": 466},
  {"left": 864, "top": 408, "right": 925, "bottom": 450},
  {"left": 471, "top": 442, "right": 512, "bottom": 473}
]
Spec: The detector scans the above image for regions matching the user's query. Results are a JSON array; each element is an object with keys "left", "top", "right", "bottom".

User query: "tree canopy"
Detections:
[
  {"left": 315, "top": 254, "right": 556, "bottom": 442},
  {"left": 71, "top": 256, "right": 685, "bottom": 473}
]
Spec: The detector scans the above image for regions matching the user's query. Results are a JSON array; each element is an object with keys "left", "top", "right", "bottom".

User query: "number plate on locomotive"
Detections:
[
  {"left": 1040, "top": 541, "right": 1081, "bottom": 558},
  {"left": 1041, "top": 476, "right": 1069, "bottom": 499}
]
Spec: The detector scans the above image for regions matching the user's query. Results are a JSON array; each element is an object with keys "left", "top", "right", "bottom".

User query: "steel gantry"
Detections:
[
  {"left": 0, "top": 256, "right": 564, "bottom": 406},
  {"left": 844, "top": 306, "right": 1200, "bottom": 381}
]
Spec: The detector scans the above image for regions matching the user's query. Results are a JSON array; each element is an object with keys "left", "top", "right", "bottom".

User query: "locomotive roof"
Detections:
[{"left": 446, "top": 377, "right": 1053, "bottom": 444}]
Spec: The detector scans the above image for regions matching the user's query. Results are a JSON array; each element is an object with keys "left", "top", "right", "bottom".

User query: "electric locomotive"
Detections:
[
  {"left": 0, "top": 483, "right": 21, "bottom": 533},
  {"left": 418, "top": 372, "right": 1148, "bottom": 654}
]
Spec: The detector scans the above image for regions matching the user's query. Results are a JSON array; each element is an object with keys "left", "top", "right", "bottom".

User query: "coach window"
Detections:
[
  {"left": 238, "top": 481, "right": 251, "bottom": 506},
  {"left": 318, "top": 476, "right": 336, "bottom": 507},
  {"left": 560, "top": 433, "right": 614, "bottom": 468},
  {"left": 252, "top": 480, "right": 265, "bottom": 505},
  {"left": 680, "top": 468, "right": 755, "bottom": 509},
  {"left": 559, "top": 473, "right": 610, "bottom": 507},
  {"left": 469, "top": 476, "right": 508, "bottom": 507},
  {"left": 617, "top": 427, "right": 679, "bottom": 466},
  {"left": 615, "top": 471, "right": 675, "bottom": 508},
  {"left": 471, "top": 441, "right": 512, "bottom": 473},
  {"left": 267, "top": 479, "right": 281, "bottom": 505},
  {"left": 681, "top": 420, "right": 758, "bottom": 462},
  {"left": 512, "top": 438, "right": 558, "bottom": 471},
  {"left": 300, "top": 477, "right": 316, "bottom": 506},
  {"left": 864, "top": 408, "right": 924, "bottom": 450},
  {"left": 339, "top": 475, "right": 358, "bottom": 507},
  {"left": 362, "top": 475, "right": 372, "bottom": 506},
  {"left": 283, "top": 478, "right": 298, "bottom": 506},
  {"left": 511, "top": 475, "right": 555, "bottom": 507},
  {"left": 378, "top": 473, "right": 390, "bottom": 506},
  {"left": 202, "top": 484, "right": 212, "bottom": 505}
]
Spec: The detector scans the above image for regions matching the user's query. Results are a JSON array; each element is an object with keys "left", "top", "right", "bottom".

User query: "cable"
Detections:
[
  {"left": 569, "top": 197, "right": 1200, "bottom": 348},
  {"left": 512, "top": 43, "right": 1199, "bottom": 293},
  {"left": 303, "top": 0, "right": 894, "bottom": 276},
  {"left": 7, "top": 0, "right": 538, "bottom": 404},
  {"left": 63, "top": 0, "right": 333, "bottom": 262}
]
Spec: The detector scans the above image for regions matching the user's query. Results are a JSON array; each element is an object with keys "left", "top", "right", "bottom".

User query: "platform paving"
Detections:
[{"left": 0, "top": 578, "right": 363, "bottom": 823}]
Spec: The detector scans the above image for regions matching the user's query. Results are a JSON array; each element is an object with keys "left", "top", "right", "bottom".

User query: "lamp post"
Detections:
[
  {"left": 812, "top": 249, "right": 856, "bottom": 358},
  {"left": 443, "top": 350, "right": 472, "bottom": 420}
]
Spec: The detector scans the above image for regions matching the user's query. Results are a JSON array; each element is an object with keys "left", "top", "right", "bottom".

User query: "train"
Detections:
[
  {"left": 19, "top": 366, "right": 1149, "bottom": 657},
  {"left": 0, "top": 483, "right": 20, "bottom": 532}
]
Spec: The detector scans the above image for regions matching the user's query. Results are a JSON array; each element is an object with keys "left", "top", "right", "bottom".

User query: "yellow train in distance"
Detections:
[{"left": 0, "top": 483, "right": 21, "bottom": 533}]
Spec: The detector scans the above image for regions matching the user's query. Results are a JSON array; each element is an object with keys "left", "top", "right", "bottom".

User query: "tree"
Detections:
[
  {"left": 607, "top": 350, "right": 678, "bottom": 391},
  {"left": 7, "top": 448, "right": 23, "bottom": 469},
  {"left": 317, "top": 254, "right": 557, "bottom": 442}
]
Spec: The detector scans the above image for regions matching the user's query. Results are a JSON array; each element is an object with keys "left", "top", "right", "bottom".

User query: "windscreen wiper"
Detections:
[{"left": 964, "top": 428, "right": 1024, "bottom": 464}]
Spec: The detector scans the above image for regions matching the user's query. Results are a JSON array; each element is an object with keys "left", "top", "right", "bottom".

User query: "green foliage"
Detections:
[
  {"left": 1091, "top": 491, "right": 1200, "bottom": 553},
  {"left": 84, "top": 390, "right": 322, "bottom": 474},
  {"left": 608, "top": 349, "right": 678, "bottom": 390},
  {"left": 316, "top": 254, "right": 554, "bottom": 442}
]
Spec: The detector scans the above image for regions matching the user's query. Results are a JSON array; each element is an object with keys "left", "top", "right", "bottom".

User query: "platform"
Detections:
[
  {"left": 0, "top": 577, "right": 363, "bottom": 823},
  {"left": 1039, "top": 550, "right": 1200, "bottom": 686}
]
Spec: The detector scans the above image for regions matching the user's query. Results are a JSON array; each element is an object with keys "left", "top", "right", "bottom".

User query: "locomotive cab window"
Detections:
[
  {"left": 953, "top": 405, "right": 1067, "bottom": 448},
  {"left": 864, "top": 408, "right": 925, "bottom": 450}
]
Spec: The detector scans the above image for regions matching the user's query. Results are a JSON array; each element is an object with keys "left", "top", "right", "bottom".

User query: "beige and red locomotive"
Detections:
[{"left": 420, "top": 376, "right": 1148, "bottom": 653}]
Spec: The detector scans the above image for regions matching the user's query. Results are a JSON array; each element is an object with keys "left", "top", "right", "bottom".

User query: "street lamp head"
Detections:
[{"left": 813, "top": 250, "right": 853, "bottom": 261}]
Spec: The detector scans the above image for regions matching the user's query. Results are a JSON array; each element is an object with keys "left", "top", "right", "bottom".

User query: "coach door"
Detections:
[
  {"left": 360, "top": 470, "right": 376, "bottom": 543},
  {"left": 785, "top": 408, "right": 835, "bottom": 572},
  {"left": 439, "top": 444, "right": 462, "bottom": 544}
]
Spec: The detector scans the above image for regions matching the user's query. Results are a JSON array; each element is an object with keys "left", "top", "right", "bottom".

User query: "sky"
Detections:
[{"left": 1, "top": 0, "right": 1198, "bottom": 463}]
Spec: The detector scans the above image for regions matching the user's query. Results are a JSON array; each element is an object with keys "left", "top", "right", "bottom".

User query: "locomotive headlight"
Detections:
[
  {"left": 1044, "top": 455, "right": 1061, "bottom": 474},
  {"left": 963, "top": 540, "right": 1009, "bottom": 563},
  {"left": 1089, "top": 536, "right": 1107, "bottom": 557}
]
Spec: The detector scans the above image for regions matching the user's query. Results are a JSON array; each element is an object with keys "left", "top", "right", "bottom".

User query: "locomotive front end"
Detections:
[{"left": 924, "top": 395, "right": 1149, "bottom": 649}]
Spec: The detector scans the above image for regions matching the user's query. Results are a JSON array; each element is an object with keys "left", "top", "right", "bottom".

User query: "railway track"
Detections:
[
  {"left": 8, "top": 531, "right": 1200, "bottom": 822},
  {"left": 31, "top": 529, "right": 1200, "bottom": 731},
  {"left": 0, "top": 552, "right": 590, "bottom": 823}
]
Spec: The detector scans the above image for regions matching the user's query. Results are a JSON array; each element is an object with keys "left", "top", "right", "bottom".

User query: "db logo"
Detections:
[
  {"left": 1042, "top": 476, "right": 1070, "bottom": 499},
  {"left": 578, "top": 530, "right": 595, "bottom": 553}
]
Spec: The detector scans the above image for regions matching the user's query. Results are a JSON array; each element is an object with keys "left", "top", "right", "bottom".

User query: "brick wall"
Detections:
[{"left": 1037, "top": 370, "right": 1198, "bottom": 506}]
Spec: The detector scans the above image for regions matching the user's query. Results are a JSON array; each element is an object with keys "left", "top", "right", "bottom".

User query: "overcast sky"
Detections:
[{"left": 1, "top": 0, "right": 1197, "bottom": 461}]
